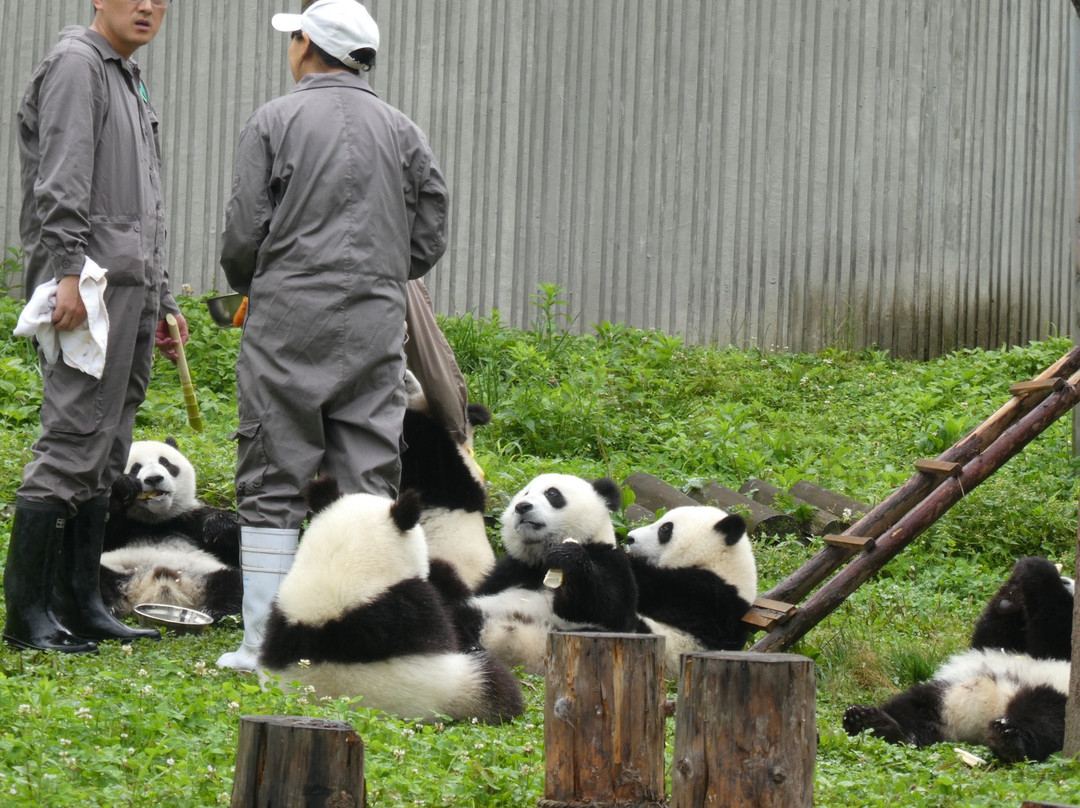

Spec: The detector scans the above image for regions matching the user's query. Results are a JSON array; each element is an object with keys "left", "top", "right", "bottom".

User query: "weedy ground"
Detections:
[{"left": 0, "top": 278, "right": 1077, "bottom": 806}]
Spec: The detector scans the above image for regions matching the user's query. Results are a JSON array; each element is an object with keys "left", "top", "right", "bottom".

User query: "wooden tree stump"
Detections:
[
  {"left": 543, "top": 632, "right": 667, "bottom": 808},
  {"left": 671, "top": 652, "right": 815, "bottom": 808},
  {"left": 231, "top": 715, "right": 365, "bottom": 808},
  {"left": 689, "top": 481, "right": 800, "bottom": 539}
]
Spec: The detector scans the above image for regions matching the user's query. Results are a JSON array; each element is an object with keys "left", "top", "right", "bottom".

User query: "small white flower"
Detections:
[
  {"left": 138, "top": 669, "right": 149, "bottom": 677},
  {"left": 298, "top": 659, "right": 312, "bottom": 669},
  {"left": 166, "top": 758, "right": 175, "bottom": 766},
  {"left": 392, "top": 749, "right": 406, "bottom": 760},
  {"left": 17, "top": 705, "right": 31, "bottom": 715}
]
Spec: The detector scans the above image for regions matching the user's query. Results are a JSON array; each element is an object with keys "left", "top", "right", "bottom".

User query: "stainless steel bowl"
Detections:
[
  {"left": 133, "top": 602, "right": 213, "bottom": 635},
  {"left": 206, "top": 293, "right": 245, "bottom": 328}
]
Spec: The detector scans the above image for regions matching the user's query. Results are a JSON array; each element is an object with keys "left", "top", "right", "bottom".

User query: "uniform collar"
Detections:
[
  {"left": 64, "top": 25, "right": 139, "bottom": 76},
  {"left": 292, "top": 71, "right": 378, "bottom": 98}
]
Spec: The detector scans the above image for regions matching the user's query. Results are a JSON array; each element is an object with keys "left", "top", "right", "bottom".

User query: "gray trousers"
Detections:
[
  {"left": 233, "top": 325, "right": 406, "bottom": 530},
  {"left": 18, "top": 283, "right": 159, "bottom": 508}
]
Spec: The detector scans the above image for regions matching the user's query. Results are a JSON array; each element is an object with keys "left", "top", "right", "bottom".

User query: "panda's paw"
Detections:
[
  {"left": 545, "top": 540, "right": 589, "bottom": 573},
  {"left": 109, "top": 474, "right": 143, "bottom": 511},
  {"left": 203, "top": 510, "right": 240, "bottom": 543},
  {"left": 843, "top": 705, "right": 907, "bottom": 744},
  {"left": 986, "top": 717, "right": 1039, "bottom": 763}
]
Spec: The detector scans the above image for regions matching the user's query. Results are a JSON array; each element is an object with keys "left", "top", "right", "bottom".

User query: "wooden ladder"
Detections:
[{"left": 745, "top": 344, "right": 1080, "bottom": 653}]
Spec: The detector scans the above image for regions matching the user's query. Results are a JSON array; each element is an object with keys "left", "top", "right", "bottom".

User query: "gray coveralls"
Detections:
[
  {"left": 17, "top": 27, "right": 177, "bottom": 508},
  {"left": 220, "top": 72, "right": 449, "bottom": 530}
]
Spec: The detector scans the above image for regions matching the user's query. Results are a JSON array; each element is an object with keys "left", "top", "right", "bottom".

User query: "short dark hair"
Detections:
[{"left": 294, "top": 30, "right": 375, "bottom": 73}]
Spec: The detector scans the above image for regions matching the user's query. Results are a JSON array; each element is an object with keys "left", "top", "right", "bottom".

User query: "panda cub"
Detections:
[
  {"left": 400, "top": 370, "right": 496, "bottom": 590},
  {"left": 258, "top": 475, "right": 524, "bottom": 724},
  {"left": 99, "top": 438, "right": 242, "bottom": 622},
  {"left": 471, "top": 473, "right": 639, "bottom": 675},
  {"left": 626, "top": 505, "right": 758, "bottom": 677},
  {"left": 843, "top": 555, "right": 1074, "bottom": 763}
]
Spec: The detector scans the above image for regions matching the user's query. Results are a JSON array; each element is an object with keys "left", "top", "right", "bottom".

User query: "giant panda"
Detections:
[
  {"left": 400, "top": 370, "right": 496, "bottom": 590},
  {"left": 99, "top": 438, "right": 242, "bottom": 622},
  {"left": 843, "top": 555, "right": 1074, "bottom": 762},
  {"left": 471, "top": 473, "right": 640, "bottom": 675},
  {"left": 626, "top": 505, "right": 758, "bottom": 677},
  {"left": 257, "top": 475, "right": 524, "bottom": 724}
]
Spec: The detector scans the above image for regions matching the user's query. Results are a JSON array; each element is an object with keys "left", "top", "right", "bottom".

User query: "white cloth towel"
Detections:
[{"left": 13, "top": 257, "right": 110, "bottom": 379}]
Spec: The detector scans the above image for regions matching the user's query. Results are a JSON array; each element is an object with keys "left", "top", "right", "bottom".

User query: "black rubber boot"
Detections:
[
  {"left": 3, "top": 500, "right": 98, "bottom": 653},
  {"left": 52, "top": 496, "right": 160, "bottom": 643}
]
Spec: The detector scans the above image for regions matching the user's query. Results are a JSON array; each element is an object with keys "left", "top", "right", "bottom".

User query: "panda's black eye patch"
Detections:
[
  {"left": 160, "top": 457, "right": 181, "bottom": 478},
  {"left": 129, "top": 463, "right": 142, "bottom": 475},
  {"left": 544, "top": 487, "right": 567, "bottom": 509},
  {"left": 658, "top": 522, "right": 673, "bottom": 544}
]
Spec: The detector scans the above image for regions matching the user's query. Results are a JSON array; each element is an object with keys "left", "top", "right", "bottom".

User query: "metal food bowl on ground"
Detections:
[
  {"left": 133, "top": 602, "right": 213, "bottom": 635},
  {"left": 206, "top": 293, "right": 245, "bottom": 327}
]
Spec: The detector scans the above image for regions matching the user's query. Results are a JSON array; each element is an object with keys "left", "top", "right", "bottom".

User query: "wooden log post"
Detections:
[
  {"left": 543, "top": 632, "right": 667, "bottom": 808},
  {"left": 231, "top": 715, "right": 365, "bottom": 808},
  {"left": 671, "top": 652, "right": 815, "bottom": 808}
]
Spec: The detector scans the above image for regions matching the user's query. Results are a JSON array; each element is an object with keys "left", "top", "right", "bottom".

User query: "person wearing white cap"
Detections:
[{"left": 217, "top": 0, "right": 450, "bottom": 672}]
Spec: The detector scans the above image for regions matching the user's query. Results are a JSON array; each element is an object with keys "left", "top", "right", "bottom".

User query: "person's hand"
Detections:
[
  {"left": 52, "top": 274, "right": 87, "bottom": 331},
  {"left": 155, "top": 310, "right": 189, "bottom": 364}
]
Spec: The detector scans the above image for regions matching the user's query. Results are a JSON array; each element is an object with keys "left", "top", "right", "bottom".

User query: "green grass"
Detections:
[{"left": 0, "top": 284, "right": 1078, "bottom": 806}]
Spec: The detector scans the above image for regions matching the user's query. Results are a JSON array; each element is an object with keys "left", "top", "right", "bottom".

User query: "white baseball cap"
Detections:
[{"left": 272, "top": 0, "right": 380, "bottom": 70}]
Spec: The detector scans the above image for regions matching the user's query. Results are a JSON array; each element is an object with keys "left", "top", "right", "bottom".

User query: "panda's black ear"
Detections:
[
  {"left": 305, "top": 474, "right": 342, "bottom": 515},
  {"left": 591, "top": 477, "right": 622, "bottom": 512},
  {"left": 715, "top": 514, "right": 748, "bottom": 547},
  {"left": 392, "top": 488, "right": 423, "bottom": 532},
  {"left": 466, "top": 403, "right": 492, "bottom": 427},
  {"left": 165, "top": 436, "right": 179, "bottom": 449}
]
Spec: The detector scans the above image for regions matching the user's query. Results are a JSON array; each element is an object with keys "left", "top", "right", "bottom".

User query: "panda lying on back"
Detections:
[
  {"left": 99, "top": 439, "right": 242, "bottom": 622},
  {"left": 258, "top": 475, "right": 524, "bottom": 724},
  {"left": 843, "top": 555, "right": 1074, "bottom": 762},
  {"left": 626, "top": 505, "right": 758, "bottom": 677},
  {"left": 471, "top": 473, "right": 640, "bottom": 674}
]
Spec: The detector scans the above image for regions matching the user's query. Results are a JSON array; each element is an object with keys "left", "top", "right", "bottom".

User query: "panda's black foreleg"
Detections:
[
  {"left": 1009, "top": 556, "right": 1073, "bottom": 661},
  {"left": 546, "top": 542, "right": 639, "bottom": 632},
  {"left": 986, "top": 685, "right": 1067, "bottom": 763},
  {"left": 843, "top": 682, "right": 946, "bottom": 747}
]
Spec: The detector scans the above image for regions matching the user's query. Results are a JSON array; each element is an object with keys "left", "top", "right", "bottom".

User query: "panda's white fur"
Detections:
[
  {"left": 259, "top": 484, "right": 523, "bottom": 724},
  {"left": 100, "top": 539, "right": 237, "bottom": 619},
  {"left": 472, "top": 473, "right": 638, "bottom": 674},
  {"left": 935, "top": 649, "right": 1070, "bottom": 746},
  {"left": 275, "top": 492, "right": 430, "bottom": 625},
  {"left": 627, "top": 505, "right": 758, "bottom": 676},
  {"left": 401, "top": 370, "right": 495, "bottom": 589},
  {"left": 123, "top": 440, "right": 199, "bottom": 523}
]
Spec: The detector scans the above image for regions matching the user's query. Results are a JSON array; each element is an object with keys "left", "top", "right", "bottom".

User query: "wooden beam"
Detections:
[
  {"left": 823, "top": 535, "right": 875, "bottom": 551},
  {"left": 752, "top": 373, "right": 1080, "bottom": 653},
  {"left": 757, "top": 345, "right": 1080, "bottom": 608},
  {"left": 914, "top": 459, "right": 962, "bottom": 476}
]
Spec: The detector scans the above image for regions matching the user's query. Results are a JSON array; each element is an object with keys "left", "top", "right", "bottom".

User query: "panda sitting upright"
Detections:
[
  {"left": 626, "top": 505, "right": 758, "bottom": 677},
  {"left": 400, "top": 370, "right": 496, "bottom": 590},
  {"left": 843, "top": 555, "right": 1074, "bottom": 762},
  {"left": 99, "top": 438, "right": 242, "bottom": 622},
  {"left": 258, "top": 475, "right": 524, "bottom": 724},
  {"left": 471, "top": 473, "right": 640, "bottom": 675}
]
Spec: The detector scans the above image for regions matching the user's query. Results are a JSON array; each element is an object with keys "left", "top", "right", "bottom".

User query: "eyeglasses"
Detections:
[{"left": 127, "top": 0, "right": 171, "bottom": 8}]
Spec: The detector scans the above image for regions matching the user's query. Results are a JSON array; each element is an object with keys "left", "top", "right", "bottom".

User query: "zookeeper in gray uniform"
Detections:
[
  {"left": 217, "top": 0, "right": 450, "bottom": 671},
  {"left": 4, "top": 0, "right": 188, "bottom": 654}
]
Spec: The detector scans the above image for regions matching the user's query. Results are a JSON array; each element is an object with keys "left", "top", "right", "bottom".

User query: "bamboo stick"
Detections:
[{"left": 166, "top": 313, "right": 203, "bottom": 432}]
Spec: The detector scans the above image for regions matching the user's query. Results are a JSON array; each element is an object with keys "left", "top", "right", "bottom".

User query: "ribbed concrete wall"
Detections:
[{"left": 1, "top": 1, "right": 1076, "bottom": 359}]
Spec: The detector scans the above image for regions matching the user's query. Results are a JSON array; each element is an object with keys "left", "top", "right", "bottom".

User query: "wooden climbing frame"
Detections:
[{"left": 627, "top": 344, "right": 1080, "bottom": 654}]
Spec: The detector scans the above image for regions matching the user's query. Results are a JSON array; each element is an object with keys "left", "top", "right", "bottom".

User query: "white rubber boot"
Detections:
[{"left": 216, "top": 526, "right": 298, "bottom": 672}]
